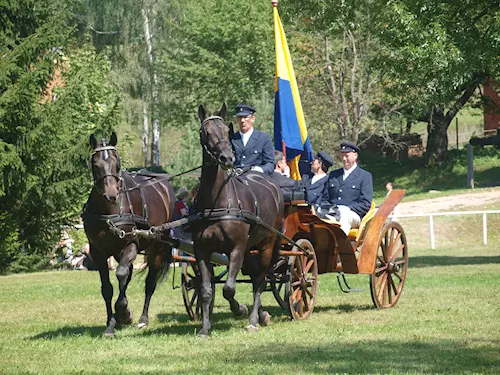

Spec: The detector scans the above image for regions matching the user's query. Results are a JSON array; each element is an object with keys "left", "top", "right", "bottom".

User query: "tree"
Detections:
[
  {"left": 0, "top": 1, "right": 120, "bottom": 272},
  {"left": 282, "top": 0, "right": 500, "bottom": 163},
  {"left": 158, "top": 0, "right": 275, "bottom": 125}
]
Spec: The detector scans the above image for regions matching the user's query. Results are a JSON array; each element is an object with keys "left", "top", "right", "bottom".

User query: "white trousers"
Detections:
[{"left": 338, "top": 205, "right": 361, "bottom": 235}]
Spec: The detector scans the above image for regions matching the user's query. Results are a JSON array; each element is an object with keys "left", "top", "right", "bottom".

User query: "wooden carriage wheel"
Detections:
[
  {"left": 269, "top": 256, "right": 291, "bottom": 310},
  {"left": 370, "top": 221, "right": 408, "bottom": 309},
  {"left": 181, "top": 262, "right": 201, "bottom": 321},
  {"left": 287, "top": 239, "right": 318, "bottom": 320}
]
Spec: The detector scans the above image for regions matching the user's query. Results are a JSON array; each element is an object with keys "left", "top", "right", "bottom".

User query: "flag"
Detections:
[{"left": 273, "top": 4, "right": 313, "bottom": 180}]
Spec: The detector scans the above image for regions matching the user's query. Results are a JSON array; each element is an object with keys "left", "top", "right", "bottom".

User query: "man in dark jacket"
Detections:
[
  {"left": 270, "top": 151, "right": 304, "bottom": 198},
  {"left": 302, "top": 151, "right": 333, "bottom": 204},
  {"left": 231, "top": 104, "right": 274, "bottom": 174},
  {"left": 320, "top": 142, "right": 373, "bottom": 235}
]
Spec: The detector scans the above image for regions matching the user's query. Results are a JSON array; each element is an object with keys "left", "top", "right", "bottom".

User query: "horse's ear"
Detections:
[
  {"left": 110, "top": 132, "right": 118, "bottom": 146},
  {"left": 228, "top": 122, "right": 234, "bottom": 139},
  {"left": 198, "top": 105, "right": 206, "bottom": 123},
  {"left": 218, "top": 103, "right": 227, "bottom": 119},
  {"left": 90, "top": 134, "right": 97, "bottom": 149}
]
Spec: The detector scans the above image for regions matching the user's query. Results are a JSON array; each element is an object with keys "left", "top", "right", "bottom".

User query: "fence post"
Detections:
[
  {"left": 467, "top": 144, "right": 474, "bottom": 189},
  {"left": 456, "top": 117, "right": 459, "bottom": 149},
  {"left": 429, "top": 215, "right": 435, "bottom": 249},
  {"left": 483, "top": 213, "right": 487, "bottom": 245}
]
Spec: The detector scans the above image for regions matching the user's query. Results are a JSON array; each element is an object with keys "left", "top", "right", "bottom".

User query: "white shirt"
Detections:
[
  {"left": 343, "top": 163, "right": 357, "bottom": 180},
  {"left": 311, "top": 173, "right": 327, "bottom": 185},
  {"left": 240, "top": 127, "right": 254, "bottom": 147}
]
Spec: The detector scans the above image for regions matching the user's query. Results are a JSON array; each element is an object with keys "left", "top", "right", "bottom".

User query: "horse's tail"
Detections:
[
  {"left": 156, "top": 245, "right": 172, "bottom": 284},
  {"left": 137, "top": 243, "right": 172, "bottom": 283}
]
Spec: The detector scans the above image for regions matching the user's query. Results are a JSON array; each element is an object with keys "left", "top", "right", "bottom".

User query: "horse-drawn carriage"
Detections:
[
  {"left": 84, "top": 105, "right": 408, "bottom": 336},
  {"left": 173, "top": 186, "right": 407, "bottom": 322}
]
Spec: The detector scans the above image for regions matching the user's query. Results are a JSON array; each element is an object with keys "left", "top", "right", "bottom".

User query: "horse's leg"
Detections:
[
  {"left": 195, "top": 246, "right": 214, "bottom": 337},
  {"left": 223, "top": 246, "right": 248, "bottom": 318},
  {"left": 138, "top": 243, "right": 171, "bottom": 329},
  {"left": 114, "top": 242, "right": 138, "bottom": 326},
  {"left": 91, "top": 247, "right": 115, "bottom": 336},
  {"left": 247, "top": 240, "right": 275, "bottom": 332}
]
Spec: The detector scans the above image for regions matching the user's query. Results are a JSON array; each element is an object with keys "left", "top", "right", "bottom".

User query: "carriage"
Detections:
[
  {"left": 165, "top": 187, "right": 408, "bottom": 322},
  {"left": 86, "top": 112, "right": 408, "bottom": 336}
]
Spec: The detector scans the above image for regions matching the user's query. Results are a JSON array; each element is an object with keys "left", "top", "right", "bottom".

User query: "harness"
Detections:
[{"left": 83, "top": 142, "right": 173, "bottom": 239}]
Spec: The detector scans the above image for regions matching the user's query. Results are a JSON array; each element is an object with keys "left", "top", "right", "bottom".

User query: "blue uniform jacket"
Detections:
[
  {"left": 302, "top": 174, "right": 329, "bottom": 205},
  {"left": 319, "top": 166, "right": 373, "bottom": 218},
  {"left": 231, "top": 130, "right": 274, "bottom": 174}
]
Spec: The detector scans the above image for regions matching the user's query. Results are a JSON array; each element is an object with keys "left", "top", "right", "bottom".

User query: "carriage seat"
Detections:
[
  {"left": 310, "top": 201, "right": 376, "bottom": 240},
  {"left": 282, "top": 189, "right": 305, "bottom": 203},
  {"left": 347, "top": 201, "right": 376, "bottom": 241}
]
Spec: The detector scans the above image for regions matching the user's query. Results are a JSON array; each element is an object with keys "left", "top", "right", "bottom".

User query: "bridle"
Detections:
[
  {"left": 90, "top": 145, "right": 124, "bottom": 195},
  {"left": 200, "top": 115, "right": 233, "bottom": 166}
]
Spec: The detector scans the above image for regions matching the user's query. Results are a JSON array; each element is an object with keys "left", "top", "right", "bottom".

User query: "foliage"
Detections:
[
  {"left": 281, "top": 0, "right": 500, "bottom": 162},
  {"left": 158, "top": 0, "right": 275, "bottom": 126},
  {"left": 0, "top": 0, "right": 120, "bottom": 273}
]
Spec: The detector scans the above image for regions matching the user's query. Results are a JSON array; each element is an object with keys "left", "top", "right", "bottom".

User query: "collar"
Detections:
[
  {"left": 239, "top": 127, "right": 254, "bottom": 146},
  {"left": 311, "top": 173, "right": 327, "bottom": 185},
  {"left": 343, "top": 163, "right": 358, "bottom": 178}
]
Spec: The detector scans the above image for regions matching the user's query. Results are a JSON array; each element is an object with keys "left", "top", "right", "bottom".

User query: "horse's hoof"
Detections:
[
  {"left": 234, "top": 304, "right": 248, "bottom": 318},
  {"left": 259, "top": 311, "right": 271, "bottom": 327},
  {"left": 246, "top": 324, "right": 259, "bottom": 333},
  {"left": 103, "top": 329, "right": 115, "bottom": 338},
  {"left": 118, "top": 309, "right": 134, "bottom": 326},
  {"left": 137, "top": 317, "right": 148, "bottom": 329}
]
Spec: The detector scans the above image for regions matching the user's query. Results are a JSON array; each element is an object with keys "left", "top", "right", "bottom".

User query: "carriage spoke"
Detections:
[
  {"left": 302, "top": 292, "right": 310, "bottom": 312},
  {"left": 388, "top": 232, "right": 402, "bottom": 257},
  {"left": 390, "top": 243, "right": 405, "bottom": 262},
  {"left": 375, "top": 264, "right": 388, "bottom": 274},
  {"left": 393, "top": 271, "right": 402, "bottom": 281},
  {"left": 377, "top": 274, "right": 388, "bottom": 301},
  {"left": 291, "top": 287, "right": 300, "bottom": 301},
  {"left": 305, "top": 287, "right": 314, "bottom": 298},
  {"left": 389, "top": 274, "right": 398, "bottom": 296},
  {"left": 304, "top": 258, "right": 314, "bottom": 273},
  {"left": 375, "top": 272, "right": 387, "bottom": 290},
  {"left": 190, "top": 290, "right": 198, "bottom": 306},
  {"left": 387, "top": 275, "right": 393, "bottom": 305}
]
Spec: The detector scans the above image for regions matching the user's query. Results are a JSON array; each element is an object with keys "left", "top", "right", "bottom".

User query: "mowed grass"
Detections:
[{"left": 1, "top": 214, "right": 499, "bottom": 374}]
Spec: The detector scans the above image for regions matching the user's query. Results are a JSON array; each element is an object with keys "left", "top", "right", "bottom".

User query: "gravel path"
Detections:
[{"left": 398, "top": 188, "right": 500, "bottom": 214}]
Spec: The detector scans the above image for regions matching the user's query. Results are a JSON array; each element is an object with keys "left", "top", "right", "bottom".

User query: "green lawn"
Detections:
[{"left": 1, "top": 212, "right": 499, "bottom": 374}]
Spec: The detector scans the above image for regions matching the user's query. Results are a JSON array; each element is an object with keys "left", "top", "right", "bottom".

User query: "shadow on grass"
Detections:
[
  {"left": 410, "top": 255, "right": 500, "bottom": 268},
  {"left": 31, "top": 325, "right": 105, "bottom": 339},
  {"left": 65, "top": 339, "right": 500, "bottom": 375}
]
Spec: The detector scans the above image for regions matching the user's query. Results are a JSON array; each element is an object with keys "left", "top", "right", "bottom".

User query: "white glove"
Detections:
[
  {"left": 251, "top": 166, "right": 264, "bottom": 173},
  {"left": 283, "top": 165, "right": 290, "bottom": 178}
]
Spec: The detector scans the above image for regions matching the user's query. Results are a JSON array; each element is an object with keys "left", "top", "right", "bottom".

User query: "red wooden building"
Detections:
[{"left": 484, "top": 77, "right": 500, "bottom": 136}]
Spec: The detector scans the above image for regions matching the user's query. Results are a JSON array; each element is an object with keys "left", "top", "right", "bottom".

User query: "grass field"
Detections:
[{"left": 1, "top": 208, "right": 499, "bottom": 374}]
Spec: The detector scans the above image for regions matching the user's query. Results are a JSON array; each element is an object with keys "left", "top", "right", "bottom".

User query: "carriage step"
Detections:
[{"left": 337, "top": 272, "right": 364, "bottom": 293}]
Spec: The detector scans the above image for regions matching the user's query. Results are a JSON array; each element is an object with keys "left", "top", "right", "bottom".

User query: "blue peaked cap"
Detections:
[
  {"left": 235, "top": 104, "right": 256, "bottom": 117},
  {"left": 340, "top": 142, "right": 360, "bottom": 153}
]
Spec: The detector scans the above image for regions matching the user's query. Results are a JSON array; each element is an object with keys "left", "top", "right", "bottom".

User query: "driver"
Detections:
[{"left": 230, "top": 104, "right": 274, "bottom": 174}]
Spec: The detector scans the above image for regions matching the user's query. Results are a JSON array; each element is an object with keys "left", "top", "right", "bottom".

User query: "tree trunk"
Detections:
[
  {"left": 424, "top": 113, "right": 450, "bottom": 164},
  {"left": 142, "top": 101, "right": 149, "bottom": 168},
  {"left": 142, "top": 2, "right": 160, "bottom": 167}
]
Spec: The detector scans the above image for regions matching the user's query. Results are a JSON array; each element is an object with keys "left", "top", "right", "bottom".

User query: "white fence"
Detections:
[{"left": 394, "top": 210, "right": 500, "bottom": 249}]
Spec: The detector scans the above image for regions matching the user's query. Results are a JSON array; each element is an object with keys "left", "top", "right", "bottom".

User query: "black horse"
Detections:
[
  {"left": 192, "top": 104, "right": 284, "bottom": 336},
  {"left": 83, "top": 132, "right": 175, "bottom": 336}
]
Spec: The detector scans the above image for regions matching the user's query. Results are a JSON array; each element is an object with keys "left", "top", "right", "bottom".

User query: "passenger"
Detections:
[
  {"left": 302, "top": 151, "right": 333, "bottom": 205},
  {"left": 320, "top": 142, "right": 373, "bottom": 235},
  {"left": 270, "top": 151, "right": 303, "bottom": 195},
  {"left": 231, "top": 104, "right": 274, "bottom": 174}
]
